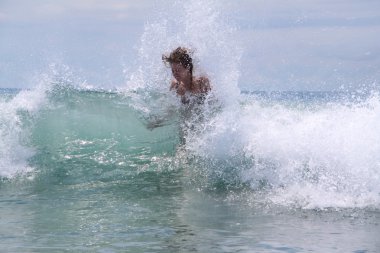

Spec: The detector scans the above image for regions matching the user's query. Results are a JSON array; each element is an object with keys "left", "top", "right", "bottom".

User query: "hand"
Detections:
[{"left": 176, "top": 81, "right": 186, "bottom": 96}]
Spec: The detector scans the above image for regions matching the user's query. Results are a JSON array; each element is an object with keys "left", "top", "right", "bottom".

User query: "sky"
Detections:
[{"left": 1, "top": 0, "right": 380, "bottom": 91}]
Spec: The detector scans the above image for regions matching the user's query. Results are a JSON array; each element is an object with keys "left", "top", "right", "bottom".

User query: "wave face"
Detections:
[
  {"left": 0, "top": 85, "right": 179, "bottom": 180},
  {"left": 1, "top": 85, "right": 380, "bottom": 210}
]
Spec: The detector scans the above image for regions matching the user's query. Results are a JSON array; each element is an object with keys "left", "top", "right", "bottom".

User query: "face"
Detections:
[{"left": 170, "top": 62, "right": 190, "bottom": 82}]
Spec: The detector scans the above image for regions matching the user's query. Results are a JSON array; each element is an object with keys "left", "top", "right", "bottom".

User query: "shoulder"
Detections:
[
  {"left": 193, "top": 76, "right": 211, "bottom": 93},
  {"left": 196, "top": 76, "right": 209, "bottom": 84}
]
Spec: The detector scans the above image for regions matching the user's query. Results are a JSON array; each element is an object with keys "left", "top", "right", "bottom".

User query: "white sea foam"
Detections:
[
  {"left": 189, "top": 93, "right": 380, "bottom": 209},
  {"left": 0, "top": 72, "right": 55, "bottom": 178}
]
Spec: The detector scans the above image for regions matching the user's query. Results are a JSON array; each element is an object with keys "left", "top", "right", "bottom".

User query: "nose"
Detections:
[{"left": 172, "top": 67, "right": 180, "bottom": 76}]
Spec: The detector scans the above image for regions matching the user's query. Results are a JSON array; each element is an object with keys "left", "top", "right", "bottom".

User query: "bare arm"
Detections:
[
  {"left": 170, "top": 80, "right": 177, "bottom": 91},
  {"left": 170, "top": 79, "right": 186, "bottom": 96}
]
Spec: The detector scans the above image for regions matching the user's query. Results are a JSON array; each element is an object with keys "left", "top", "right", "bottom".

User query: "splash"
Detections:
[
  {"left": 0, "top": 64, "right": 79, "bottom": 178},
  {"left": 120, "top": 0, "right": 380, "bottom": 209},
  {"left": 189, "top": 92, "right": 380, "bottom": 209},
  {"left": 124, "top": 0, "right": 242, "bottom": 118},
  {"left": 0, "top": 77, "right": 51, "bottom": 178}
]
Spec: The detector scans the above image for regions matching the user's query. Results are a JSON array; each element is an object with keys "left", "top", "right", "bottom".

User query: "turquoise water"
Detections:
[
  {"left": 0, "top": 86, "right": 379, "bottom": 252},
  {"left": 1, "top": 0, "right": 380, "bottom": 251}
]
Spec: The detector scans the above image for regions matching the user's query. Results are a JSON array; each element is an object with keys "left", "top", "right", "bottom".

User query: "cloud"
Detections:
[
  {"left": 0, "top": 0, "right": 151, "bottom": 23},
  {"left": 0, "top": 12, "right": 7, "bottom": 21},
  {"left": 234, "top": 0, "right": 380, "bottom": 30},
  {"left": 57, "top": 0, "right": 131, "bottom": 13}
]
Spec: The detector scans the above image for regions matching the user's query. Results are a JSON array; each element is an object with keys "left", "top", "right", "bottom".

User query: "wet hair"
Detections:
[{"left": 162, "top": 47, "right": 193, "bottom": 74}]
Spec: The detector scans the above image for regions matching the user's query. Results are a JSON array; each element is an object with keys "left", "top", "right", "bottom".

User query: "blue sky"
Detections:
[{"left": 1, "top": 0, "right": 380, "bottom": 91}]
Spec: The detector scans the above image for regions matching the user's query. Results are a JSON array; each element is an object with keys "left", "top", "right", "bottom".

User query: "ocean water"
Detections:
[
  {"left": 2, "top": 0, "right": 380, "bottom": 252},
  {"left": 1, "top": 86, "right": 379, "bottom": 253}
]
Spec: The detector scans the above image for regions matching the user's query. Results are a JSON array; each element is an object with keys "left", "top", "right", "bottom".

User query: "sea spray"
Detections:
[
  {"left": 192, "top": 91, "right": 380, "bottom": 208},
  {"left": 124, "top": 0, "right": 241, "bottom": 122},
  {"left": 0, "top": 75, "right": 52, "bottom": 178},
  {"left": 0, "top": 64, "right": 89, "bottom": 179},
  {"left": 120, "top": 0, "right": 245, "bottom": 191}
]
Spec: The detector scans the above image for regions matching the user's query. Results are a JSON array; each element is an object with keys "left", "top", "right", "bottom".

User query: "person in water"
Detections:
[
  {"left": 162, "top": 47, "right": 211, "bottom": 104},
  {"left": 147, "top": 47, "right": 210, "bottom": 131}
]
